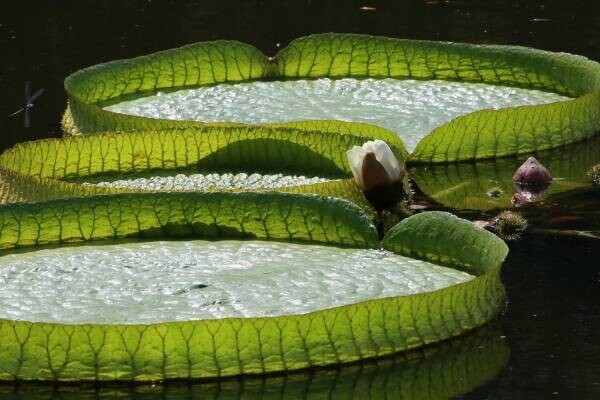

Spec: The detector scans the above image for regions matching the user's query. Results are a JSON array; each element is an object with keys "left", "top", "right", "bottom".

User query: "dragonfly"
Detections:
[{"left": 9, "top": 81, "right": 44, "bottom": 128}]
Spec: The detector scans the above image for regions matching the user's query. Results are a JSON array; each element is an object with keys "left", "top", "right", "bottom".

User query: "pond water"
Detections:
[
  {"left": 104, "top": 78, "right": 567, "bottom": 151},
  {"left": 1, "top": 0, "right": 599, "bottom": 398},
  {"left": 0, "top": 240, "right": 472, "bottom": 323}
]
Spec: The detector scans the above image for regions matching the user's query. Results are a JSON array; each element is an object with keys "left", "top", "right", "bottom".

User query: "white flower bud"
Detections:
[{"left": 346, "top": 140, "right": 404, "bottom": 190}]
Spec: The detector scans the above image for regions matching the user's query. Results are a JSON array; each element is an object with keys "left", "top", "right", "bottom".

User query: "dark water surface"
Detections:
[{"left": 1, "top": 1, "right": 599, "bottom": 399}]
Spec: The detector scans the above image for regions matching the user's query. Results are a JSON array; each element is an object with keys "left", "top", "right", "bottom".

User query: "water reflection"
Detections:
[
  {"left": 412, "top": 136, "right": 600, "bottom": 212},
  {"left": 0, "top": 323, "right": 508, "bottom": 400}
]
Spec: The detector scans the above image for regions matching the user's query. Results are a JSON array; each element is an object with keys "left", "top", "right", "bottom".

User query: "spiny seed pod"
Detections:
[
  {"left": 513, "top": 157, "right": 552, "bottom": 186},
  {"left": 587, "top": 164, "right": 600, "bottom": 185},
  {"left": 491, "top": 211, "right": 528, "bottom": 241}
]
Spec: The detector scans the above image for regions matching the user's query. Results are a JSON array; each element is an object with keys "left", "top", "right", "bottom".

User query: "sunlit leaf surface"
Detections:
[
  {"left": 0, "top": 203, "right": 506, "bottom": 381},
  {"left": 63, "top": 34, "right": 600, "bottom": 162}
]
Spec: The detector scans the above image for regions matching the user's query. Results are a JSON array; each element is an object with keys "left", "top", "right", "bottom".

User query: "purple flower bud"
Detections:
[{"left": 512, "top": 157, "right": 552, "bottom": 185}]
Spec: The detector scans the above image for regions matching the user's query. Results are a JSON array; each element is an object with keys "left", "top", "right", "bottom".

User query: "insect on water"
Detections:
[{"left": 8, "top": 81, "right": 44, "bottom": 128}]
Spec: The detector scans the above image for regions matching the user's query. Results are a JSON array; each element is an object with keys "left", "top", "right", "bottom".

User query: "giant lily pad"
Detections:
[
  {"left": 0, "top": 123, "right": 406, "bottom": 210},
  {"left": 5, "top": 33, "right": 600, "bottom": 208},
  {"left": 0, "top": 192, "right": 507, "bottom": 382},
  {"left": 63, "top": 33, "right": 600, "bottom": 162}
]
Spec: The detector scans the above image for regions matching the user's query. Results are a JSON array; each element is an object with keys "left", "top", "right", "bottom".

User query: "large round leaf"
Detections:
[
  {"left": 63, "top": 33, "right": 600, "bottom": 162},
  {"left": 0, "top": 196, "right": 507, "bottom": 382}
]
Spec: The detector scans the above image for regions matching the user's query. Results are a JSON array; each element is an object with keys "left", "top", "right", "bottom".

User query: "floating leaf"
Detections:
[
  {"left": 0, "top": 192, "right": 378, "bottom": 249},
  {"left": 383, "top": 211, "right": 508, "bottom": 273},
  {"left": 275, "top": 34, "right": 600, "bottom": 162},
  {"left": 0, "top": 198, "right": 506, "bottom": 381},
  {"left": 64, "top": 33, "right": 600, "bottom": 162},
  {"left": 64, "top": 40, "right": 272, "bottom": 133},
  {"left": 0, "top": 124, "right": 405, "bottom": 209}
]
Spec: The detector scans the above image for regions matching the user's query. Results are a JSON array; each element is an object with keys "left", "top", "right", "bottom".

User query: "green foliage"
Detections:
[
  {"left": 412, "top": 94, "right": 600, "bottom": 162},
  {"left": 282, "top": 178, "right": 375, "bottom": 216},
  {"left": 0, "top": 126, "right": 400, "bottom": 180},
  {"left": 383, "top": 211, "right": 508, "bottom": 274},
  {"left": 64, "top": 40, "right": 271, "bottom": 133},
  {"left": 275, "top": 34, "right": 599, "bottom": 94},
  {"left": 62, "top": 33, "right": 600, "bottom": 163},
  {"left": 0, "top": 166, "right": 122, "bottom": 204},
  {"left": 0, "top": 198, "right": 505, "bottom": 381},
  {"left": 0, "top": 35, "right": 525, "bottom": 382},
  {"left": 0, "top": 191, "right": 378, "bottom": 250},
  {"left": 0, "top": 124, "right": 405, "bottom": 206},
  {"left": 0, "top": 323, "right": 509, "bottom": 398},
  {"left": 275, "top": 33, "right": 600, "bottom": 162}
]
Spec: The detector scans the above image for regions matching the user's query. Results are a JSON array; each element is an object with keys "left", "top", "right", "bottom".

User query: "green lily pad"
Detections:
[
  {"left": 7, "top": 33, "right": 600, "bottom": 207},
  {"left": 64, "top": 33, "right": 600, "bottom": 162},
  {"left": 0, "top": 193, "right": 507, "bottom": 382},
  {"left": 1, "top": 33, "right": 537, "bottom": 384},
  {"left": 0, "top": 124, "right": 402, "bottom": 212}
]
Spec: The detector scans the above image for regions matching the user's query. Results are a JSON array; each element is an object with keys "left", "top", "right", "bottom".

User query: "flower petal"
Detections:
[
  {"left": 361, "top": 152, "right": 391, "bottom": 190},
  {"left": 346, "top": 146, "right": 366, "bottom": 188},
  {"left": 372, "top": 140, "right": 403, "bottom": 182}
]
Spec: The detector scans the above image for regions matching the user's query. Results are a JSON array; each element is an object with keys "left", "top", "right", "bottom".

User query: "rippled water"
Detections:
[
  {"left": 105, "top": 78, "right": 568, "bottom": 151},
  {"left": 0, "top": 240, "right": 473, "bottom": 324}
]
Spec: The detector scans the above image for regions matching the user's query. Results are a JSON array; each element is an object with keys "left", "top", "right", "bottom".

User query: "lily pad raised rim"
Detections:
[
  {"left": 0, "top": 322, "right": 510, "bottom": 399},
  {"left": 0, "top": 123, "right": 401, "bottom": 209},
  {"left": 0, "top": 192, "right": 507, "bottom": 382},
  {"left": 63, "top": 33, "right": 600, "bottom": 163}
]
